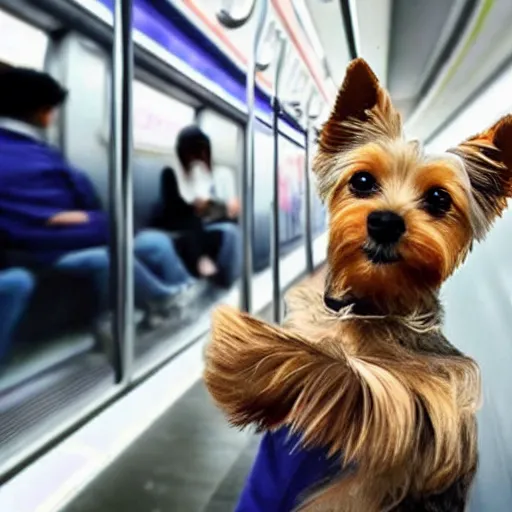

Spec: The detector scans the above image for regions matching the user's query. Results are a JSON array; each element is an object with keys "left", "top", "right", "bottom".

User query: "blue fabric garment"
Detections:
[
  {"left": 56, "top": 230, "right": 192, "bottom": 310},
  {"left": 0, "top": 128, "right": 109, "bottom": 264},
  {"left": 0, "top": 268, "right": 35, "bottom": 363},
  {"left": 236, "top": 427, "right": 341, "bottom": 512},
  {"left": 204, "top": 222, "right": 241, "bottom": 288}
]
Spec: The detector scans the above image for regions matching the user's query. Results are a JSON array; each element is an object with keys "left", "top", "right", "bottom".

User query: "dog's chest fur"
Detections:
[
  {"left": 204, "top": 278, "right": 480, "bottom": 512},
  {"left": 283, "top": 282, "right": 459, "bottom": 357},
  {"left": 280, "top": 284, "right": 478, "bottom": 511}
]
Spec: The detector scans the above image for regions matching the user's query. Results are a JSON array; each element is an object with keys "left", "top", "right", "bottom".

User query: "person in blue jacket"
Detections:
[
  {"left": 0, "top": 66, "right": 201, "bottom": 324},
  {"left": 236, "top": 427, "right": 344, "bottom": 511}
]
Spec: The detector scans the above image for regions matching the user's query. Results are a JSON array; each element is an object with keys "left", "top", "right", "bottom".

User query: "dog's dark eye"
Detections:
[
  {"left": 349, "top": 171, "right": 378, "bottom": 197},
  {"left": 424, "top": 187, "right": 452, "bottom": 217}
]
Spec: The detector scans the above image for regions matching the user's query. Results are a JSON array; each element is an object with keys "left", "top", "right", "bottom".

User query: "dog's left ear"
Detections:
[
  {"left": 449, "top": 114, "right": 512, "bottom": 238},
  {"left": 314, "top": 58, "right": 401, "bottom": 200}
]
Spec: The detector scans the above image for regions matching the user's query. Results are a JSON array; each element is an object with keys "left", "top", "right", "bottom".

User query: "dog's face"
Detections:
[{"left": 314, "top": 59, "right": 512, "bottom": 304}]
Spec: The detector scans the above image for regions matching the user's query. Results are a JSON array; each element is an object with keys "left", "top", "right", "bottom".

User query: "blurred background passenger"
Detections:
[
  {"left": 175, "top": 125, "right": 240, "bottom": 224},
  {"left": 155, "top": 125, "right": 241, "bottom": 288},
  {"left": 0, "top": 66, "right": 202, "bottom": 333},
  {"left": 154, "top": 166, "right": 220, "bottom": 280}
]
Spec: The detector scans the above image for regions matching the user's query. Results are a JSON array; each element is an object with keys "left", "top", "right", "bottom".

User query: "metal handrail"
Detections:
[
  {"left": 282, "top": 100, "right": 303, "bottom": 122},
  {"left": 110, "top": 0, "right": 134, "bottom": 382},
  {"left": 216, "top": 0, "right": 257, "bottom": 29},
  {"left": 303, "top": 88, "right": 317, "bottom": 274},
  {"left": 217, "top": 1, "right": 272, "bottom": 72},
  {"left": 239, "top": 0, "right": 269, "bottom": 312},
  {"left": 216, "top": 0, "right": 269, "bottom": 312},
  {"left": 271, "top": 28, "right": 287, "bottom": 324},
  {"left": 255, "top": 19, "right": 276, "bottom": 72}
]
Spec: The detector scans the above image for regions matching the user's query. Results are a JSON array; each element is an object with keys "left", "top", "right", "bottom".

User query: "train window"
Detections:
[
  {"left": 0, "top": 10, "right": 48, "bottom": 69},
  {"left": 197, "top": 109, "right": 243, "bottom": 189},
  {"left": 133, "top": 80, "right": 195, "bottom": 153},
  {"left": 0, "top": 29, "right": 116, "bottom": 468},
  {"left": 279, "top": 136, "right": 305, "bottom": 250},
  {"left": 131, "top": 82, "right": 229, "bottom": 370},
  {"left": 252, "top": 126, "right": 307, "bottom": 272},
  {"left": 252, "top": 125, "right": 274, "bottom": 272}
]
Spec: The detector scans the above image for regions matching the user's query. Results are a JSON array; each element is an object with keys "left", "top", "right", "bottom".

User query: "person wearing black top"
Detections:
[
  {"left": 174, "top": 126, "right": 240, "bottom": 224},
  {"left": 154, "top": 126, "right": 241, "bottom": 288},
  {"left": 154, "top": 166, "right": 220, "bottom": 278}
]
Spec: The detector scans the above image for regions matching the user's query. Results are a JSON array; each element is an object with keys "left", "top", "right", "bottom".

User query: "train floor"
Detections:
[{"left": 62, "top": 379, "right": 258, "bottom": 512}]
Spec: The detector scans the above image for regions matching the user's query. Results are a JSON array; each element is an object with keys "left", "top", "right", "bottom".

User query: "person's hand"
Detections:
[
  {"left": 47, "top": 211, "right": 89, "bottom": 225},
  {"left": 227, "top": 198, "right": 240, "bottom": 219},
  {"left": 193, "top": 198, "right": 210, "bottom": 215}
]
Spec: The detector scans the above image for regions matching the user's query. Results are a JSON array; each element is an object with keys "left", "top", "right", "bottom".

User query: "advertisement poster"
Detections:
[
  {"left": 278, "top": 137, "right": 305, "bottom": 247},
  {"left": 133, "top": 81, "right": 195, "bottom": 154}
]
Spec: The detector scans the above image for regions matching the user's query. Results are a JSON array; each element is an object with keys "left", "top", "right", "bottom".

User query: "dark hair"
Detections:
[
  {"left": 176, "top": 125, "right": 211, "bottom": 172},
  {"left": 0, "top": 66, "right": 68, "bottom": 120},
  {"left": 0, "top": 60, "right": 12, "bottom": 72}
]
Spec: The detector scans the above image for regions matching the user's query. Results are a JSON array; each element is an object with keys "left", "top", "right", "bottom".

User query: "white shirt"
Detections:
[
  {"left": 175, "top": 160, "right": 237, "bottom": 204},
  {"left": 212, "top": 164, "right": 237, "bottom": 203},
  {"left": 0, "top": 117, "right": 43, "bottom": 140}
]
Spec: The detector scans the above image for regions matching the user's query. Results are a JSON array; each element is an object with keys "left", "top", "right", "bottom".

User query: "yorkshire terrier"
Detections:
[{"left": 204, "top": 58, "right": 512, "bottom": 511}]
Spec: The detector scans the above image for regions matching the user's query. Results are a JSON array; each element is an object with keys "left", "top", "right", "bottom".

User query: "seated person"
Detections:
[
  {"left": 0, "top": 66, "right": 201, "bottom": 326},
  {"left": 154, "top": 166, "right": 220, "bottom": 280},
  {"left": 175, "top": 125, "right": 240, "bottom": 224},
  {"left": 0, "top": 268, "right": 35, "bottom": 365},
  {"left": 154, "top": 126, "right": 242, "bottom": 288}
]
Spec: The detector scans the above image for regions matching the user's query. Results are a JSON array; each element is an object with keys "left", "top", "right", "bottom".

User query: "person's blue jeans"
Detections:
[
  {"left": 206, "top": 222, "right": 241, "bottom": 288},
  {"left": 56, "top": 230, "right": 193, "bottom": 311},
  {"left": 0, "top": 268, "right": 35, "bottom": 362}
]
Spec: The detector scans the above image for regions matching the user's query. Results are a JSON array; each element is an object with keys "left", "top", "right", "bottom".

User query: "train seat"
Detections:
[{"left": 132, "top": 153, "right": 170, "bottom": 232}]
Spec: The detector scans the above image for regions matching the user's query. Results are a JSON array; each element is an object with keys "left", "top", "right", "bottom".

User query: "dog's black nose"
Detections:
[{"left": 367, "top": 210, "right": 405, "bottom": 244}]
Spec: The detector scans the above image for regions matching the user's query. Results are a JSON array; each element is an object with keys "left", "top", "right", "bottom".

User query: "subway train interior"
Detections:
[{"left": 0, "top": 0, "right": 511, "bottom": 510}]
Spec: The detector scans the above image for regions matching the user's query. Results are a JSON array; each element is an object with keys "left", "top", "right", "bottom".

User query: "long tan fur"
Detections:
[{"left": 204, "top": 283, "right": 480, "bottom": 511}]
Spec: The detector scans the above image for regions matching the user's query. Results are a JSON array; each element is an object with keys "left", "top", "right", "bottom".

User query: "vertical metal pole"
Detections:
[
  {"left": 110, "top": 0, "right": 134, "bottom": 383},
  {"left": 271, "top": 32, "right": 287, "bottom": 324},
  {"left": 304, "top": 91, "right": 315, "bottom": 274},
  {"left": 240, "top": 0, "right": 268, "bottom": 313}
]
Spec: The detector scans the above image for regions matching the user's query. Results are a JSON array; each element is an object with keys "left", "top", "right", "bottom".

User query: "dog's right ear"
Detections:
[
  {"left": 449, "top": 114, "right": 512, "bottom": 239},
  {"left": 314, "top": 58, "right": 402, "bottom": 200}
]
